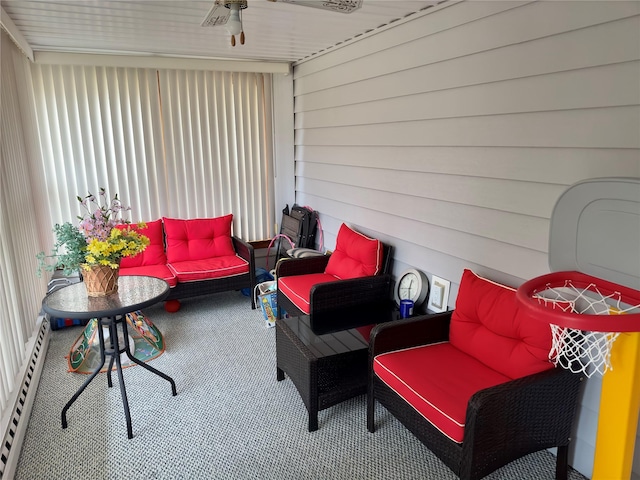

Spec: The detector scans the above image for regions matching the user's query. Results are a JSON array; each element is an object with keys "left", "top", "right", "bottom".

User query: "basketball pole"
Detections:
[{"left": 592, "top": 331, "right": 640, "bottom": 480}]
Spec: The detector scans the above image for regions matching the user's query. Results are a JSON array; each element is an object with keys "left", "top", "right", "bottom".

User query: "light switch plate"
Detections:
[{"left": 428, "top": 275, "right": 450, "bottom": 313}]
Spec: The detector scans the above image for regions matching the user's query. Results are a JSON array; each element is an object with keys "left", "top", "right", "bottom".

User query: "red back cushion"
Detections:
[
  {"left": 324, "top": 223, "right": 383, "bottom": 280},
  {"left": 163, "top": 215, "right": 235, "bottom": 263},
  {"left": 449, "top": 269, "right": 553, "bottom": 379},
  {"left": 117, "top": 219, "right": 166, "bottom": 267}
]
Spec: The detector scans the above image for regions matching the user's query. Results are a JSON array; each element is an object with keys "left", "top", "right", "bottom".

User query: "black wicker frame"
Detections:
[
  {"left": 367, "top": 312, "right": 584, "bottom": 480},
  {"left": 165, "top": 236, "right": 256, "bottom": 309},
  {"left": 275, "top": 244, "right": 393, "bottom": 332},
  {"left": 275, "top": 316, "right": 371, "bottom": 431}
]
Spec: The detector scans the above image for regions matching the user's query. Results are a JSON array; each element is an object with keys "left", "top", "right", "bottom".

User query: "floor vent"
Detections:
[{"left": 0, "top": 317, "right": 50, "bottom": 480}]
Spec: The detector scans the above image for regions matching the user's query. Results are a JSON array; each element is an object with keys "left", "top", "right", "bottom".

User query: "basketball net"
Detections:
[{"left": 520, "top": 275, "right": 640, "bottom": 378}]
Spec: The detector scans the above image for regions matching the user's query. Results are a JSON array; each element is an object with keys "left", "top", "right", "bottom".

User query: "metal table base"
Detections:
[{"left": 61, "top": 313, "right": 177, "bottom": 439}]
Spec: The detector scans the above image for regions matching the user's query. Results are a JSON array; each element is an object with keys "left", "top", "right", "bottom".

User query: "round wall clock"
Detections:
[{"left": 395, "top": 268, "right": 429, "bottom": 307}]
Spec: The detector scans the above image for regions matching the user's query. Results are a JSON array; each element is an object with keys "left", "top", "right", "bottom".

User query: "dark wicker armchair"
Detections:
[
  {"left": 367, "top": 270, "right": 584, "bottom": 480},
  {"left": 276, "top": 224, "right": 393, "bottom": 333}
]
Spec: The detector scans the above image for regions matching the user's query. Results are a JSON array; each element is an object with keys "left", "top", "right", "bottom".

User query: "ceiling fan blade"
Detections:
[
  {"left": 201, "top": 0, "right": 230, "bottom": 27},
  {"left": 268, "top": 0, "right": 363, "bottom": 14}
]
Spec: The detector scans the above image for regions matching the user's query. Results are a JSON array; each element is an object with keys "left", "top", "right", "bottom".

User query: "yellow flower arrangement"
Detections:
[
  {"left": 37, "top": 188, "right": 150, "bottom": 276},
  {"left": 84, "top": 224, "right": 150, "bottom": 269}
]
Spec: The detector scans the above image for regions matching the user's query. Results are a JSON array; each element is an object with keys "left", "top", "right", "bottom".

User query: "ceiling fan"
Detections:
[{"left": 201, "top": 0, "right": 364, "bottom": 46}]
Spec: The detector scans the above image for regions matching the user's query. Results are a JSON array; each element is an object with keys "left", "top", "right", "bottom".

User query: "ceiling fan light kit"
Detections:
[
  {"left": 201, "top": 0, "right": 247, "bottom": 47},
  {"left": 201, "top": 0, "right": 362, "bottom": 48},
  {"left": 226, "top": 0, "right": 247, "bottom": 46},
  {"left": 226, "top": 4, "right": 243, "bottom": 36},
  {"left": 268, "top": 0, "right": 363, "bottom": 14}
]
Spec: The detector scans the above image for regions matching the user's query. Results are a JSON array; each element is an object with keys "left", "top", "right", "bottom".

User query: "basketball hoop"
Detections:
[{"left": 516, "top": 271, "right": 640, "bottom": 377}]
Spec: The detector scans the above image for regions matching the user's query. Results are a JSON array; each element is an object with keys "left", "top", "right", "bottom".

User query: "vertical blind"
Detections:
[
  {"left": 0, "top": 31, "right": 49, "bottom": 418},
  {"left": 30, "top": 64, "right": 275, "bottom": 242}
]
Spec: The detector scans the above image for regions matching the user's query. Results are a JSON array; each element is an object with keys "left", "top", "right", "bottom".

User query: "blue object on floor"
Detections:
[{"left": 241, "top": 268, "right": 274, "bottom": 296}]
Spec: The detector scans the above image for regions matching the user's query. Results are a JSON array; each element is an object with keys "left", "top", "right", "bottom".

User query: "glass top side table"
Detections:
[{"left": 41, "top": 275, "right": 177, "bottom": 439}]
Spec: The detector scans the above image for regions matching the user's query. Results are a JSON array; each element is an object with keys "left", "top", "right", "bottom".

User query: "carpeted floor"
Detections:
[{"left": 15, "top": 292, "right": 588, "bottom": 479}]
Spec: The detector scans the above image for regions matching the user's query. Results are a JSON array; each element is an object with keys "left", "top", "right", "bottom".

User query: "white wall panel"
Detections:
[
  {"left": 272, "top": 73, "right": 296, "bottom": 232},
  {"left": 294, "top": 1, "right": 639, "bottom": 93},
  {"left": 297, "top": 107, "right": 640, "bottom": 148},
  {"left": 299, "top": 177, "right": 550, "bottom": 251},
  {"left": 293, "top": 1, "right": 640, "bottom": 477},
  {"left": 297, "top": 145, "right": 640, "bottom": 185},
  {"left": 293, "top": 0, "right": 523, "bottom": 79},
  {"left": 297, "top": 162, "right": 565, "bottom": 217},
  {"left": 297, "top": 63, "right": 640, "bottom": 128},
  {"left": 297, "top": 21, "right": 640, "bottom": 112}
]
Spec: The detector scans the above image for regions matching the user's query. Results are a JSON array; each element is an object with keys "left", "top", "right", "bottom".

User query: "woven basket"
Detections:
[{"left": 82, "top": 264, "right": 120, "bottom": 296}]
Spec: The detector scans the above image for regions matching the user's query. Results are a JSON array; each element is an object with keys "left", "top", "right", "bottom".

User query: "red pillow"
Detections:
[
  {"left": 163, "top": 215, "right": 235, "bottom": 263},
  {"left": 449, "top": 269, "right": 553, "bottom": 379},
  {"left": 117, "top": 219, "right": 166, "bottom": 268},
  {"left": 324, "top": 223, "right": 383, "bottom": 280}
]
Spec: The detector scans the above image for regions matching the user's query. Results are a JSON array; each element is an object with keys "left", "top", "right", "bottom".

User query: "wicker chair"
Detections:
[
  {"left": 276, "top": 224, "right": 393, "bottom": 333},
  {"left": 367, "top": 270, "right": 584, "bottom": 480}
]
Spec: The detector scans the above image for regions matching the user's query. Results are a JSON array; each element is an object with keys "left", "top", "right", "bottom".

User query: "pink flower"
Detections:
[{"left": 77, "top": 189, "right": 132, "bottom": 242}]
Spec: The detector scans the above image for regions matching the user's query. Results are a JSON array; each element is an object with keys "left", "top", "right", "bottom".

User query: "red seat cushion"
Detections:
[
  {"left": 374, "top": 342, "right": 511, "bottom": 443},
  {"left": 324, "top": 224, "right": 383, "bottom": 280},
  {"left": 449, "top": 269, "right": 553, "bottom": 379},
  {"left": 119, "top": 264, "right": 178, "bottom": 287},
  {"left": 168, "top": 255, "right": 249, "bottom": 282},
  {"left": 163, "top": 215, "right": 236, "bottom": 263},
  {"left": 278, "top": 273, "right": 339, "bottom": 314},
  {"left": 117, "top": 219, "right": 167, "bottom": 267}
]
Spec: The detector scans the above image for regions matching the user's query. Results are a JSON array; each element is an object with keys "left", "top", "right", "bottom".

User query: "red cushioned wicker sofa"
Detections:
[
  {"left": 117, "top": 215, "right": 256, "bottom": 309},
  {"left": 368, "top": 269, "right": 583, "bottom": 480}
]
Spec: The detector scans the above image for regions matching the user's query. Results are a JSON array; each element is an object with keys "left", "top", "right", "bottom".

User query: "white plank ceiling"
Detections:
[{"left": 1, "top": 0, "right": 446, "bottom": 65}]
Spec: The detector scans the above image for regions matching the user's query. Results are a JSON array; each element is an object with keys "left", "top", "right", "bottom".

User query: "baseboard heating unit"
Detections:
[{"left": 0, "top": 317, "right": 50, "bottom": 479}]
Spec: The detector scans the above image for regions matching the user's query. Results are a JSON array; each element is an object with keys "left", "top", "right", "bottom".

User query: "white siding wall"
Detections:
[
  {"left": 272, "top": 73, "right": 296, "bottom": 229},
  {"left": 291, "top": 1, "right": 640, "bottom": 478}
]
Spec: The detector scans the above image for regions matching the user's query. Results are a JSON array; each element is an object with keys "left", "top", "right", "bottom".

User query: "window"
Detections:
[{"left": 31, "top": 65, "right": 275, "bottom": 241}]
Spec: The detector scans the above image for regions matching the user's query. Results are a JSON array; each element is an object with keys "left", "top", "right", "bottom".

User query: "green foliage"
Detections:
[{"left": 36, "top": 222, "right": 88, "bottom": 277}]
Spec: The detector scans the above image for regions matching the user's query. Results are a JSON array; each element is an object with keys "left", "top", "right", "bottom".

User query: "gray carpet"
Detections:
[{"left": 15, "top": 292, "right": 588, "bottom": 480}]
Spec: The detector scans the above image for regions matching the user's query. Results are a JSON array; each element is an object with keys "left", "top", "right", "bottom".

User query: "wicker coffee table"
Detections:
[{"left": 276, "top": 307, "right": 399, "bottom": 432}]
